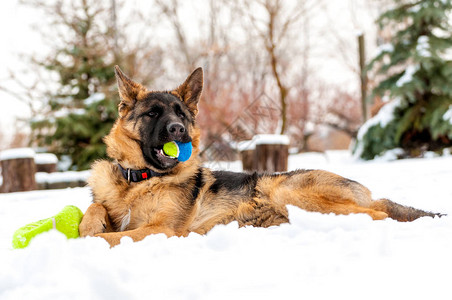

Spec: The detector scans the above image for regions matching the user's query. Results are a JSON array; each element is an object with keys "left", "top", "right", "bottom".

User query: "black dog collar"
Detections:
[{"left": 117, "top": 163, "right": 166, "bottom": 183}]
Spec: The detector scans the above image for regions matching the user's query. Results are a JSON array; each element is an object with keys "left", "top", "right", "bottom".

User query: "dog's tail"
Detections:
[{"left": 370, "top": 198, "right": 444, "bottom": 222}]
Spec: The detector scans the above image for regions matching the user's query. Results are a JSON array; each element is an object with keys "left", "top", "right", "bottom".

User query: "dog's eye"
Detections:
[
  {"left": 148, "top": 111, "right": 159, "bottom": 118},
  {"left": 174, "top": 104, "right": 186, "bottom": 119}
]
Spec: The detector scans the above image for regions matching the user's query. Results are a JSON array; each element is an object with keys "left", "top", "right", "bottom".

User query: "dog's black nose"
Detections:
[{"left": 167, "top": 122, "right": 185, "bottom": 140}]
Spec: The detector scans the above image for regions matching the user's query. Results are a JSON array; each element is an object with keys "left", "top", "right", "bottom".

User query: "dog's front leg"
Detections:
[
  {"left": 79, "top": 203, "right": 113, "bottom": 237},
  {"left": 95, "top": 225, "right": 177, "bottom": 247}
]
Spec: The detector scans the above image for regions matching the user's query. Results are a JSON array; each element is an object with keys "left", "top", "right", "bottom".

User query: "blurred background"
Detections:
[{"left": 0, "top": 0, "right": 451, "bottom": 172}]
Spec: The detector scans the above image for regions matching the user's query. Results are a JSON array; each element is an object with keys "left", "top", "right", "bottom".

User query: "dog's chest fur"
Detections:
[{"left": 88, "top": 160, "right": 199, "bottom": 233}]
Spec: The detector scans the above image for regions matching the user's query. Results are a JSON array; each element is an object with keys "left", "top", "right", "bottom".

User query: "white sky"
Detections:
[{"left": 0, "top": 0, "right": 380, "bottom": 141}]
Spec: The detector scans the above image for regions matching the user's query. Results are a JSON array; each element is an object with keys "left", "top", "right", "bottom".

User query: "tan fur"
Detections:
[{"left": 79, "top": 67, "right": 440, "bottom": 247}]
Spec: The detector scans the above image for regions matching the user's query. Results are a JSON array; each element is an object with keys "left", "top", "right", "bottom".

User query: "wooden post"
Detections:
[
  {"left": 0, "top": 148, "right": 37, "bottom": 193},
  {"left": 358, "top": 33, "right": 368, "bottom": 122},
  {"left": 254, "top": 134, "right": 289, "bottom": 173}
]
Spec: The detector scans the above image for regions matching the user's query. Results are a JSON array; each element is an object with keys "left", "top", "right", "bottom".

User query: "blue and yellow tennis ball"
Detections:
[
  {"left": 12, "top": 205, "right": 84, "bottom": 249},
  {"left": 162, "top": 141, "right": 192, "bottom": 162}
]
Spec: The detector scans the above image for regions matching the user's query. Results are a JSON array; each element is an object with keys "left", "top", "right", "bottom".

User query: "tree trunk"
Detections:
[
  {"left": 266, "top": 3, "right": 288, "bottom": 135},
  {"left": 358, "top": 33, "right": 368, "bottom": 122},
  {"left": 1, "top": 157, "right": 37, "bottom": 193}
]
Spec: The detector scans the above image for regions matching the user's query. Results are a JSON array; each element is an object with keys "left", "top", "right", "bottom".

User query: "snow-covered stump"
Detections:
[
  {"left": 35, "top": 153, "right": 58, "bottom": 173},
  {"left": 0, "top": 148, "right": 37, "bottom": 193},
  {"left": 254, "top": 134, "right": 289, "bottom": 173}
]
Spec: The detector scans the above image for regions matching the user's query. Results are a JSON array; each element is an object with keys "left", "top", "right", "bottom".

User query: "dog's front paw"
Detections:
[
  {"left": 79, "top": 203, "right": 112, "bottom": 237},
  {"left": 79, "top": 218, "right": 107, "bottom": 237}
]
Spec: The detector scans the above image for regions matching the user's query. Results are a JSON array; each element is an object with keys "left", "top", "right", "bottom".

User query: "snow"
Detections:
[
  {"left": 369, "top": 98, "right": 404, "bottom": 129},
  {"left": 236, "top": 135, "right": 290, "bottom": 152},
  {"left": 57, "top": 155, "right": 73, "bottom": 171},
  {"left": 236, "top": 140, "right": 256, "bottom": 151},
  {"left": 1, "top": 151, "right": 452, "bottom": 299},
  {"left": 408, "top": 3, "right": 421, "bottom": 13},
  {"left": 33, "top": 108, "right": 88, "bottom": 124},
  {"left": 372, "top": 148, "right": 405, "bottom": 161},
  {"left": 443, "top": 105, "right": 452, "bottom": 124},
  {"left": 396, "top": 64, "right": 419, "bottom": 87},
  {"left": 374, "top": 43, "right": 394, "bottom": 57},
  {"left": 35, "top": 170, "right": 90, "bottom": 184},
  {"left": 53, "top": 108, "right": 86, "bottom": 119},
  {"left": 416, "top": 35, "right": 431, "bottom": 57},
  {"left": 34, "top": 153, "right": 58, "bottom": 165},
  {"left": 84, "top": 93, "right": 105, "bottom": 106},
  {"left": 253, "top": 134, "right": 290, "bottom": 145},
  {"left": 354, "top": 30, "right": 364, "bottom": 37},
  {"left": 0, "top": 148, "right": 35, "bottom": 161}
]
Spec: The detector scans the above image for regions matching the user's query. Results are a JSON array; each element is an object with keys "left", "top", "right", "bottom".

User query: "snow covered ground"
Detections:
[{"left": 1, "top": 151, "right": 451, "bottom": 299}]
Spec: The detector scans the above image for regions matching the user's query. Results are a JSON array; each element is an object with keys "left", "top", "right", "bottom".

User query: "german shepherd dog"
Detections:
[{"left": 79, "top": 66, "right": 441, "bottom": 247}]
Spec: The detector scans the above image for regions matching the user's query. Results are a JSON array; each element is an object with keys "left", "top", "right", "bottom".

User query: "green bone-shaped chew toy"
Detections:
[{"left": 12, "top": 205, "right": 84, "bottom": 249}]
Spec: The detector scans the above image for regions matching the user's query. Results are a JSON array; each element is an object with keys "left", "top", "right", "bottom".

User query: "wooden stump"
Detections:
[
  {"left": 35, "top": 153, "right": 58, "bottom": 173},
  {"left": 0, "top": 148, "right": 37, "bottom": 193},
  {"left": 239, "top": 135, "right": 290, "bottom": 173},
  {"left": 254, "top": 134, "right": 289, "bottom": 173},
  {"left": 255, "top": 144, "right": 289, "bottom": 173}
]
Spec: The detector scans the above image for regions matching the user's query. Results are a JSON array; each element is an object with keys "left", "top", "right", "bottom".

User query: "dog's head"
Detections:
[{"left": 104, "top": 66, "right": 202, "bottom": 173}]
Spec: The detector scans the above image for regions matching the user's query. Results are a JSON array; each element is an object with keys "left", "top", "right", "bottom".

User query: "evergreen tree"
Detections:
[
  {"left": 354, "top": 0, "right": 452, "bottom": 160},
  {"left": 27, "top": 0, "right": 160, "bottom": 170},
  {"left": 28, "top": 1, "right": 119, "bottom": 170}
]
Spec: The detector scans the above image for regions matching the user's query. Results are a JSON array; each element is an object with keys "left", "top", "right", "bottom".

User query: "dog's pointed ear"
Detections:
[
  {"left": 115, "top": 65, "right": 146, "bottom": 116},
  {"left": 174, "top": 67, "right": 203, "bottom": 116}
]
